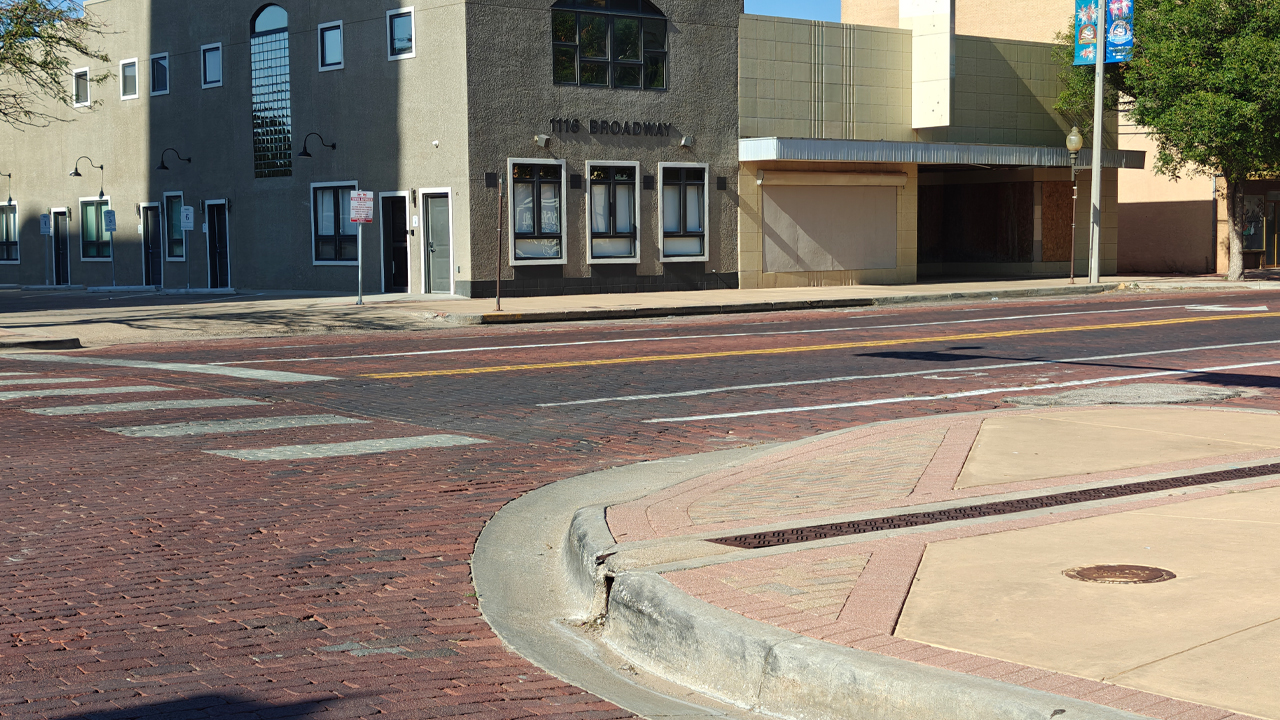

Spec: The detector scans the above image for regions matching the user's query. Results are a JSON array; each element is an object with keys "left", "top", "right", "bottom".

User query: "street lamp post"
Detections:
[{"left": 1066, "top": 127, "right": 1084, "bottom": 285}]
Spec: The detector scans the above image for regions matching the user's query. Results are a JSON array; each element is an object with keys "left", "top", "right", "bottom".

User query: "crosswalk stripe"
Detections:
[
  {"left": 0, "top": 377, "right": 101, "bottom": 387},
  {"left": 107, "top": 414, "right": 369, "bottom": 438},
  {"left": 0, "top": 385, "right": 172, "bottom": 401},
  {"left": 26, "top": 399, "right": 268, "bottom": 416},
  {"left": 206, "top": 435, "right": 488, "bottom": 461},
  {"left": 8, "top": 354, "right": 335, "bottom": 383}
]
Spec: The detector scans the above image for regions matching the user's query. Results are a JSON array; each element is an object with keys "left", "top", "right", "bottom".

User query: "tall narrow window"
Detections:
[
  {"left": 313, "top": 184, "right": 358, "bottom": 261},
  {"left": 251, "top": 5, "right": 291, "bottom": 178},
  {"left": 588, "top": 164, "right": 639, "bottom": 261},
  {"left": 388, "top": 8, "right": 415, "bottom": 60},
  {"left": 150, "top": 53, "right": 169, "bottom": 95},
  {"left": 0, "top": 204, "right": 17, "bottom": 262},
  {"left": 120, "top": 59, "right": 138, "bottom": 99},
  {"left": 81, "top": 200, "right": 111, "bottom": 259},
  {"left": 319, "top": 21, "right": 344, "bottom": 70},
  {"left": 511, "top": 163, "right": 564, "bottom": 261},
  {"left": 164, "top": 194, "right": 185, "bottom": 259},
  {"left": 661, "top": 166, "right": 707, "bottom": 260},
  {"left": 73, "top": 68, "right": 90, "bottom": 107},
  {"left": 202, "top": 43, "right": 223, "bottom": 88},
  {"left": 552, "top": 0, "right": 667, "bottom": 90}
]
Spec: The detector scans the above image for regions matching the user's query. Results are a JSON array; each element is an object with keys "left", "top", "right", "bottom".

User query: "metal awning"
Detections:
[{"left": 740, "top": 137, "right": 1146, "bottom": 170}]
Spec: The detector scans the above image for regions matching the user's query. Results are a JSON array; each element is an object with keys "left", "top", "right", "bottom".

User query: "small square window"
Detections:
[
  {"left": 201, "top": 44, "right": 222, "bottom": 88},
  {"left": 150, "top": 53, "right": 169, "bottom": 95},
  {"left": 120, "top": 59, "right": 138, "bottom": 99},
  {"left": 388, "top": 9, "right": 415, "bottom": 60},
  {"left": 319, "top": 22, "right": 343, "bottom": 70},
  {"left": 73, "top": 68, "right": 90, "bottom": 107}
]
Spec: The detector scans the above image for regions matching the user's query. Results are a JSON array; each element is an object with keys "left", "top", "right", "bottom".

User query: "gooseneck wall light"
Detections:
[
  {"left": 157, "top": 147, "right": 192, "bottom": 171},
  {"left": 297, "top": 133, "right": 337, "bottom": 158},
  {"left": 69, "top": 156, "right": 105, "bottom": 199}
]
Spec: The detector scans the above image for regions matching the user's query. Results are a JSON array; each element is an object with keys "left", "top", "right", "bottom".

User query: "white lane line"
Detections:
[
  {"left": 7, "top": 355, "right": 334, "bottom": 383},
  {"left": 1187, "top": 305, "right": 1269, "bottom": 312},
  {"left": 211, "top": 304, "right": 1190, "bottom": 365},
  {"left": 644, "top": 359, "right": 1280, "bottom": 423},
  {"left": 27, "top": 398, "right": 268, "bottom": 416},
  {"left": 107, "top": 414, "right": 368, "bottom": 438},
  {"left": 0, "top": 377, "right": 101, "bottom": 387},
  {"left": 0, "top": 372, "right": 34, "bottom": 377},
  {"left": 542, "top": 338, "right": 1280, "bottom": 407},
  {"left": 0, "top": 385, "right": 172, "bottom": 401},
  {"left": 206, "top": 434, "right": 488, "bottom": 461}
]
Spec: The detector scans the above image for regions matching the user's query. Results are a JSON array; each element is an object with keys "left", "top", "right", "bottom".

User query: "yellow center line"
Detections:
[{"left": 362, "top": 311, "right": 1280, "bottom": 379}]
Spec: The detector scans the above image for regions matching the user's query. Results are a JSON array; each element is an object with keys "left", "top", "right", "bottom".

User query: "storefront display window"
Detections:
[
  {"left": 661, "top": 166, "right": 707, "bottom": 260},
  {"left": 589, "top": 164, "right": 638, "bottom": 260},
  {"left": 552, "top": 0, "right": 667, "bottom": 90},
  {"left": 512, "top": 163, "right": 564, "bottom": 261}
]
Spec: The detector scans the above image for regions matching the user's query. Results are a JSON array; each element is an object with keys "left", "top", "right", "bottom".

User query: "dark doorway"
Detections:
[
  {"left": 52, "top": 210, "right": 69, "bottom": 286},
  {"left": 381, "top": 195, "right": 408, "bottom": 292},
  {"left": 142, "top": 204, "right": 162, "bottom": 286},
  {"left": 207, "top": 202, "right": 230, "bottom": 289}
]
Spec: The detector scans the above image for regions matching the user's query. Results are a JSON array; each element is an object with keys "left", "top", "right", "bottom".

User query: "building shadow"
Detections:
[{"left": 57, "top": 694, "right": 347, "bottom": 720}]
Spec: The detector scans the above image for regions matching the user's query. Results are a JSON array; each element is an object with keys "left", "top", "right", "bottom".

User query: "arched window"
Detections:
[
  {"left": 251, "top": 4, "right": 291, "bottom": 178},
  {"left": 551, "top": 0, "right": 667, "bottom": 90}
]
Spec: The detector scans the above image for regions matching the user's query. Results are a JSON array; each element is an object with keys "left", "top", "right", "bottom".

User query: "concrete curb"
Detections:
[
  {"left": 566, "top": 507, "right": 1146, "bottom": 720},
  {"left": 429, "top": 283, "right": 1122, "bottom": 325},
  {"left": 21, "top": 285, "right": 85, "bottom": 291},
  {"left": 0, "top": 337, "right": 83, "bottom": 350},
  {"left": 87, "top": 286, "right": 158, "bottom": 293}
]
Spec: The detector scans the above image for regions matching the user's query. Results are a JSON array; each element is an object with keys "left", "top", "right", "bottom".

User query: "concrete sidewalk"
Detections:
[{"left": 476, "top": 384, "right": 1280, "bottom": 720}]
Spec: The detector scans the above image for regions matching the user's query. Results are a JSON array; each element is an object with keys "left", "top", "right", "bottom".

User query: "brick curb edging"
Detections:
[
  {"left": 429, "top": 283, "right": 1124, "bottom": 325},
  {"left": 565, "top": 507, "right": 1145, "bottom": 720}
]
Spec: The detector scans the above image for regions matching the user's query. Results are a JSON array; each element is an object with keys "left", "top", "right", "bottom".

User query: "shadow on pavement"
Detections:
[{"left": 57, "top": 694, "right": 351, "bottom": 720}]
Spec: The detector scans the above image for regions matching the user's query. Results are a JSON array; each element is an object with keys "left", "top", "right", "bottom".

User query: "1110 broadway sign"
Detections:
[{"left": 1075, "top": 0, "right": 1133, "bottom": 65}]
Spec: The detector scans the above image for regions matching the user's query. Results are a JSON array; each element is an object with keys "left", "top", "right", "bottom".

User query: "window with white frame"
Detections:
[
  {"left": 511, "top": 162, "right": 564, "bottom": 261},
  {"left": 0, "top": 204, "right": 17, "bottom": 262},
  {"left": 202, "top": 43, "right": 223, "bottom": 88},
  {"left": 312, "top": 184, "right": 359, "bottom": 262},
  {"left": 319, "top": 21, "right": 343, "bottom": 70},
  {"left": 81, "top": 199, "right": 111, "bottom": 259},
  {"left": 588, "top": 164, "right": 639, "bottom": 261},
  {"left": 150, "top": 53, "right": 170, "bottom": 95},
  {"left": 120, "top": 59, "right": 139, "bottom": 99},
  {"left": 163, "top": 193, "right": 185, "bottom": 260},
  {"left": 660, "top": 165, "right": 707, "bottom": 260},
  {"left": 387, "top": 8, "right": 415, "bottom": 60},
  {"left": 73, "top": 68, "right": 90, "bottom": 107}
]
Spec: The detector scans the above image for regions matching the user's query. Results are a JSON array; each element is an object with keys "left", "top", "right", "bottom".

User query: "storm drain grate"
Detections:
[{"left": 708, "top": 462, "right": 1280, "bottom": 549}]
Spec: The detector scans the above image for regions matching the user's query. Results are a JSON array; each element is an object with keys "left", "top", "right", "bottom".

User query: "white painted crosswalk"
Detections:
[
  {"left": 107, "top": 414, "right": 369, "bottom": 438},
  {"left": 0, "top": 377, "right": 100, "bottom": 387},
  {"left": 0, "top": 385, "right": 172, "bottom": 401},
  {"left": 28, "top": 398, "right": 269, "bottom": 416},
  {"left": 206, "top": 435, "right": 488, "bottom": 461}
]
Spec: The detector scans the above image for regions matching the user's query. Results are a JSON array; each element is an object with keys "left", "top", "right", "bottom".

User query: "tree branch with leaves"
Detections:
[{"left": 0, "top": 0, "right": 110, "bottom": 128}]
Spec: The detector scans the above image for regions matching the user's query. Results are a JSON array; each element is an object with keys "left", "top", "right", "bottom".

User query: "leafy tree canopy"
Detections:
[{"left": 0, "top": 0, "right": 109, "bottom": 127}]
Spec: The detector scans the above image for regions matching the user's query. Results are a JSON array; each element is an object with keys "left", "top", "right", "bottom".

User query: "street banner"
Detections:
[
  {"left": 350, "top": 191, "right": 374, "bottom": 224},
  {"left": 1075, "top": 0, "right": 1133, "bottom": 66}
]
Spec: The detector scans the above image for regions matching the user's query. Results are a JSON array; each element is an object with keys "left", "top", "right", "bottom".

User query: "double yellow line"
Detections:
[{"left": 363, "top": 311, "right": 1280, "bottom": 379}]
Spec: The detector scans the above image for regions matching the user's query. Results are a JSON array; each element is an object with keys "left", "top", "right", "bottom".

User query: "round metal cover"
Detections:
[{"left": 1064, "top": 565, "right": 1176, "bottom": 584}]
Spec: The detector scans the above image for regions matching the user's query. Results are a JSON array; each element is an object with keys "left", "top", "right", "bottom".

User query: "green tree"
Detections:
[
  {"left": 1058, "top": 0, "right": 1280, "bottom": 281},
  {"left": 0, "top": 0, "right": 109, "bottom": 127}
]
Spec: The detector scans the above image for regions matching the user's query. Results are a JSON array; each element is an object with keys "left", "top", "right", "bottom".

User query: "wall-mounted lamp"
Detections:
[
  {"left": 298, "top": 132, "right": 337, "bottom": 158},
  {"left": 432, "top": 140, "right": 440, "bottom": 148},
  {"left": 69, "top": 156, "right": 105, "bottom": 199},
  {"left": 680, "top": 136, "right": 695, "bottom": 149},
  {"left": 533, "top": 134, "right": 551, "bottom": 148},
  {"left": 157, "top": 147, "right": 192, "bottom": 171}
]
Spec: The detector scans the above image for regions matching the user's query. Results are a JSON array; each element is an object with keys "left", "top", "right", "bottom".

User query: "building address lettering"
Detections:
[{"left": 550, "top": 118, "right": 674, "bottom": 137}]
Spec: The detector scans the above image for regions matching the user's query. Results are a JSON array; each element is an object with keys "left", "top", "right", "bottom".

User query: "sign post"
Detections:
[
  {"left": 103, "top": 209, "right": 118, "bottom": 287},
  {"left": 350, "top": 190, "right": 374, "bottom": 305}
]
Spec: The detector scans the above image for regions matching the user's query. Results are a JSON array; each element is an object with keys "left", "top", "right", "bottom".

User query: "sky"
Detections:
[{"left": 744, "top": 0, "right": 841, "bottom": 22}]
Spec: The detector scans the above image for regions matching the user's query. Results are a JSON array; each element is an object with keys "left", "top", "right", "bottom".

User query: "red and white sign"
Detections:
[{"left": 350, "top": 191, "right": 374, "bottom": 224}]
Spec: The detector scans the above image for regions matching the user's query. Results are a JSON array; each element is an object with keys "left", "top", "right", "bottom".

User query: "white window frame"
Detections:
[
  {"left": 78, "top": 196, "right": 112, "bottom": 262},
  {"left": 310, "top": 180, "right": 361, "bottom": 266},
  {"left": 150, "top": 52, "right": 170, "bottom": 96},
  {"left": 162, "top": 191, "right": 186, "bottom": 262},
  {"left": 318, "top": 21, "right": 344, "bottom": 71},
  {"left": 585, "top": 161, "right": 641, "bottom": 265},
  {"left": 119, "top": 58, "right": 139, "bottom": 100},
  {"left": 0, "top": 200, "right": 18, "bottom": 264},
  {"left": 386, "top": 7, "right": 416, "bottom": 61},
  {"left": 417, "top": 187, "right": 455, "bottom": 295},
  {"left": 507, "top": 158, "right": 569, "bottom": 267},
  {"left": 72, "top": 67, "right": 90, "bottom": 108},
  {"left": 657, "top": 162, "right": 711, "bottom": 263},
  {"left": 201, "top": 43, "right": 223, "bottom": 89}
]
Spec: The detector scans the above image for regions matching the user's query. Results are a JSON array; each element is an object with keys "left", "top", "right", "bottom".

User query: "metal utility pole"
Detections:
[{"left": 1088, "top": 0, "right": 1105, "bottom": 285}]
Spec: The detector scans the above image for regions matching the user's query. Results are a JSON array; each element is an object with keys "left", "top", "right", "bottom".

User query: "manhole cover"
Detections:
[{"left": 1064, "top": 565, "right": 1176, "bottom": 584}]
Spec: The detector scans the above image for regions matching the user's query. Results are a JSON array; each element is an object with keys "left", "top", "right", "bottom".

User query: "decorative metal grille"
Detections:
[{"left": 251, "top": 29, "right": 291, "bottom": 178}]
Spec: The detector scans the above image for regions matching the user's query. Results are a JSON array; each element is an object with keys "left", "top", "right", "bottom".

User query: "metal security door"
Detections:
[
  {"left": 142, "top": 205, "right": 162, "bottom": 286},
  {"left": 381, "top": 196, "right": 408, "bottom": 292},
  {"left": 425, "top": 195, "right": 451, "bottom": 294},
  {"left": 207, "top": 203, "right": 230, "bottom": 289},
  {"left": 52, "top": 211, "right": 69, "bottom": 285}
]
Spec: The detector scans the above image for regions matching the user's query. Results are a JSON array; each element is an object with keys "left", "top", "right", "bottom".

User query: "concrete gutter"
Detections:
[{"left": 431, "top": 283, "right": 1122, "bottom": 325}]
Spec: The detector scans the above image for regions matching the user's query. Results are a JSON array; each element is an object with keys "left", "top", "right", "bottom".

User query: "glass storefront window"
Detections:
[
  {"left": 661, "top": 166, "right": 706, "bottom": 259},
  {"left": 512, "top": 163, "right": 564, "bottom": 261},
  {"left": 589, "top": 165, "right": 638, "bottom": 260}
]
